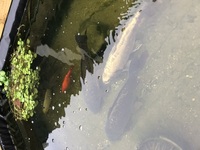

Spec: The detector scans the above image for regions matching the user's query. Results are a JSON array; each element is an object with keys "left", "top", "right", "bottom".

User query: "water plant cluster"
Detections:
[
  {"left": 0, "top": 38, "right": 40, "bottom": 120},
  {"left": 0, "top": 71, "right": 8, "bottom": 87}
]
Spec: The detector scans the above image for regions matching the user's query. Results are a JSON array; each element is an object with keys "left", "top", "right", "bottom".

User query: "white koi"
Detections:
[{"left": 102, "top": 10, "right": 142, "bottom": 84}]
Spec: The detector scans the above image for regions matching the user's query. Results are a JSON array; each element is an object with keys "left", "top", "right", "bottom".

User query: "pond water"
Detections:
[{"left": 28, "top": 0, "right": 200, "bottom": 149}]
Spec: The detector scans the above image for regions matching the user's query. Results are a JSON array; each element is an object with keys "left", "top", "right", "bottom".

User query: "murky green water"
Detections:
[{"left": 24, "top": 0, "right": 200, "bottom": 149}]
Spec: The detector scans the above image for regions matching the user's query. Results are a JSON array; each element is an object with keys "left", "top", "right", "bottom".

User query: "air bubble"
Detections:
[
  {"left": 62, "top": 121, "right": 65, "bottom": 127},
  {"left": 79, "top": 125, "right": 83, "bottom": 131}
]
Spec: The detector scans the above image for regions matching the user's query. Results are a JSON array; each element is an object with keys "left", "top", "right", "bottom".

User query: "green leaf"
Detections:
[
  {"left": 0, "top": 70, "right": 5, "bottom": 76},
  {"left": 0, "top": 76, "right": 5, "bottom": 82},
  {"left": 26, "top": 39, "right": 30, "bottom": 45}
]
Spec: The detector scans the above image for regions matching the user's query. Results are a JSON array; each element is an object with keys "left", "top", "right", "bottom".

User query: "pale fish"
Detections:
[
  {"left": 43, "top": 89, "right": 52, "bottom": 114},
  {"left": 102, "top": 9, "right": 143, "bottom": 84},
  {"left": 105, "top": 50, "right": 148, "bottom": 141}
]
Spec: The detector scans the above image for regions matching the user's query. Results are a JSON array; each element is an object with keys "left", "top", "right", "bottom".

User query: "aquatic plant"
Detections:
[
  {"left": 0, "top": 71, "right": 8, "bottom": 87},
  {"left": 1, "top": 38, "right": 40, "bottom": 120}
]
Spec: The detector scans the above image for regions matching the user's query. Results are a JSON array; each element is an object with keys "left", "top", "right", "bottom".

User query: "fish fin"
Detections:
[
  {"left": 80, "top": 59, "right": 87, "bottom": 82},
  {"left": 85, "top": 56, "right": 94, "bottom": 74},
  {"left": 80, "top": 55, "right": 94, "bottom": 82}
]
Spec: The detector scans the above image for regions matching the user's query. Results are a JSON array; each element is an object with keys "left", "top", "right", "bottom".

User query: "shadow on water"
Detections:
[{"left": 75, "top": 32, "right": 94, "bottom": 82}]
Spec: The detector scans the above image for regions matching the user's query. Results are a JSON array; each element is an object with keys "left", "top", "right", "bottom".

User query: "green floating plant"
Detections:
[
  {"left": 1, "top": 38, "right": 40, "bottom": 120},
  {"left": 0, "top": 71, "right": 9, "bottom": 86}
]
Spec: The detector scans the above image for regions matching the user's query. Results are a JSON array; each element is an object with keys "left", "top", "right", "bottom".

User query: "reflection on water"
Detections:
[
  {"left": 81, "top": 72, "right": 105, "bottom": 113},
  {"left": 36, "top": 44, "right": 81, "bottom": 65},
  {"left": 25, "top": 0, "right": 200, "bottom": 149}
]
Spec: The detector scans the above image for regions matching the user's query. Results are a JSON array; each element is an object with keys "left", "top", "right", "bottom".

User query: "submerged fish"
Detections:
[
  {"left": 43, "top": 89, "right": 52, "bottom": 114},
  {"left": 105, "top": 50, "right": 148, "bottom": 141},
  {"left": 102, "top": 9, "right": 143, "bottom": 84},
  {"left": 62, "top": 66, "right": 73, "bottom": 92}
]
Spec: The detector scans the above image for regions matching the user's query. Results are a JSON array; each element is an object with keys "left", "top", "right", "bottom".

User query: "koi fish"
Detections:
[
  {"left": 62, "top": 66, "right": 73, "bottom": 92},
  {"left": 102, "top": 10, "right": 143, "bottom": 84},
  {"left": 105, "top": 50, "right": 148, "bottom": 141}
]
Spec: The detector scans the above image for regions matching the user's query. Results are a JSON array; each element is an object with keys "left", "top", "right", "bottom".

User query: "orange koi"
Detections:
[{"left": 62, "top": 66, "right": 73, "bottom": 92}]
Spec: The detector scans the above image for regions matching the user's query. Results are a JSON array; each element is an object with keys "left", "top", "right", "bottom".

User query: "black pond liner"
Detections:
[
  {"left": 0, "top": 94, "right": 25, "bottom": 150},
  {"left": 0, "top": 0, "right": 43, "bottom": 150},
  {"left": 0, "top": 0, "right": 27, "bottom": 70}
]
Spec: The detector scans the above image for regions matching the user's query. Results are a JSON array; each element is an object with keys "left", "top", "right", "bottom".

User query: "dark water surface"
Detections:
[{"left": 27, "top": 0, "right": 200, "bottom": 149}]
